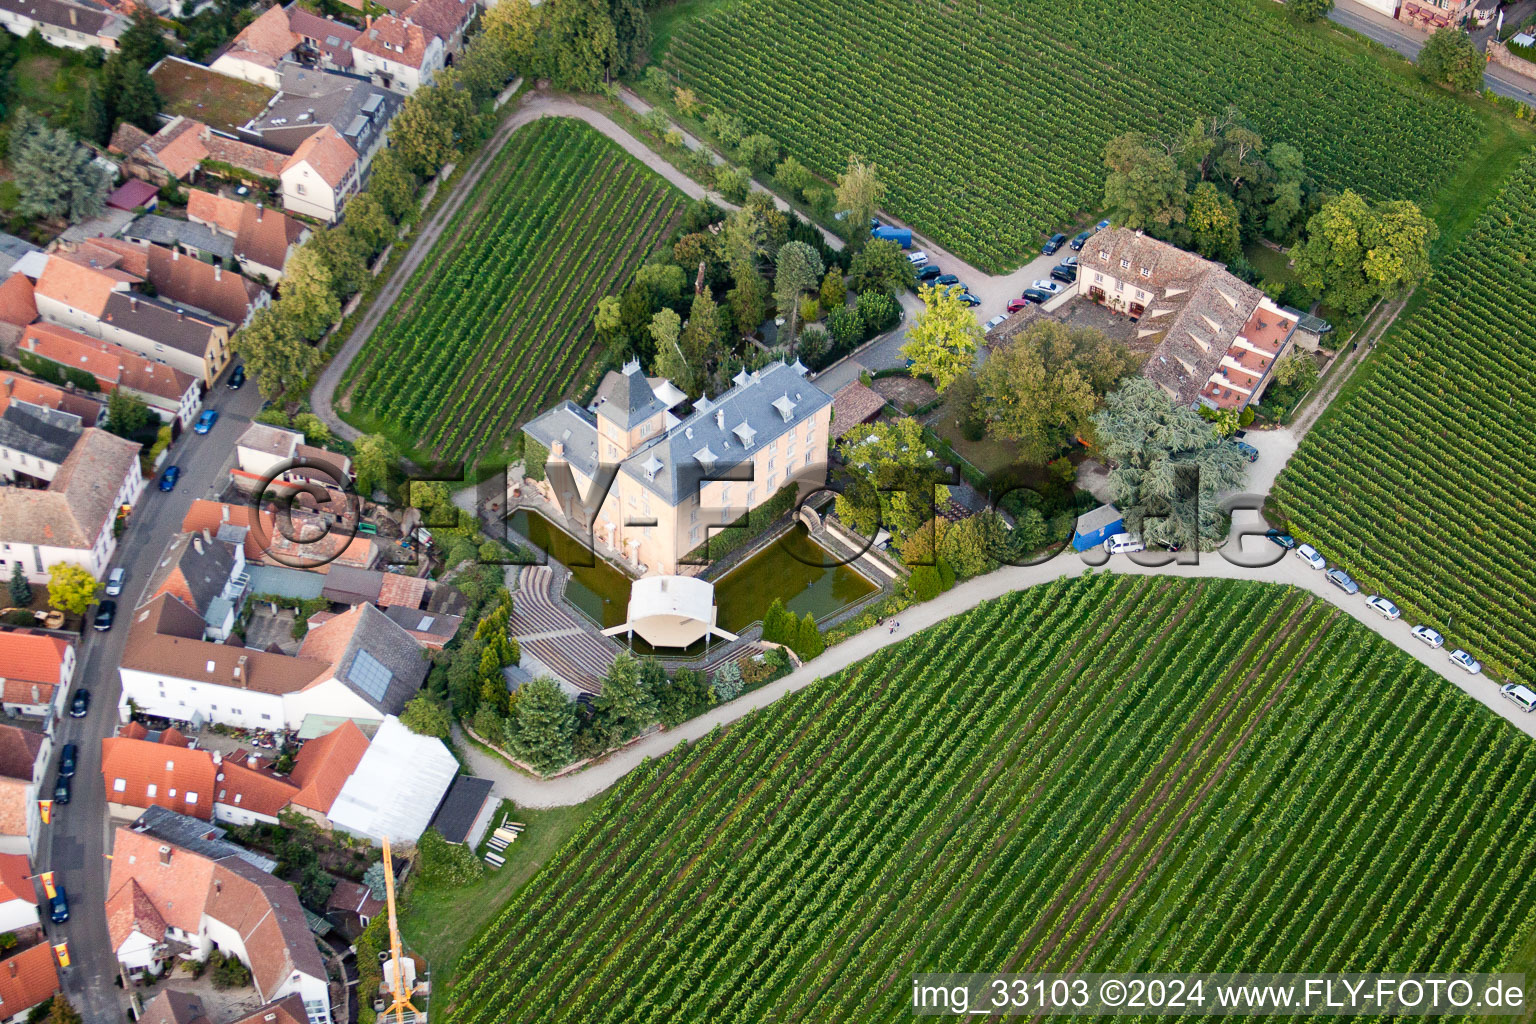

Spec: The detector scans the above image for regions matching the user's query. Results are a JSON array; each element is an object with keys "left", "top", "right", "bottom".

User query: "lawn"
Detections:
[
  {"left": 1269, "top": 148, "right": 1536, "bottom": 687},
  {"left": 660, "top": 0, "right": 1501, "bottom": 271},
  {"left": 443, "top": 575, "right": 1536, "bottom": 1022},
  {"left": 398, "top": 797, "right": 600, "bottom": 991},
  {"left": 340, "top": 117, "right": 685, "bottom": 461},
  {"left": 9, "top": 55, "right": 90, "bottom": 121}
]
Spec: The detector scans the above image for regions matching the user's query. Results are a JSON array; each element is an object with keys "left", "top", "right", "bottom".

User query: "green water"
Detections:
[{"left": 506, "top": 510, "right": 877, "bottom": 637}]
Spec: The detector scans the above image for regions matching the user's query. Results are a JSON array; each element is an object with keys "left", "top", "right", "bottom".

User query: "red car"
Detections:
[{"left": 1007, "top": 298, "right": 1029, "bottom": 313}]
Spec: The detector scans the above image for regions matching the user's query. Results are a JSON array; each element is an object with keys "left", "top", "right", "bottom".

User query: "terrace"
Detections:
[{"left": 1199, "top": 305, "right": 1297, "bottom": 411}]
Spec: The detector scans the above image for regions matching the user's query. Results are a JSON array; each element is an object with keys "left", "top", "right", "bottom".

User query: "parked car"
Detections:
[
  {"left": 1095, "top": 219, "right": 1111, "bottom": 231},
  {"left": 1061, "top": 256, "right": 1079, "bottom": 268},
  {"left": 1449, "top": 649, "right": 1482, "bottom": 674},
  {"left": 1050, "top": 265, "right": 1077, "bottom": 284},
  {"left": 193, "top": 409, "right": 219, "bottom": 434},
  {"left": 936, "top": 273, "right": 960, "bottom": 287},
  {"left": 1103, "top": 532, "right": 1145, "bottom": 555},
  {"left": 105, "top": 567, "right": 125, "bottom": 597},
  {"left": 1364, "top": 595, "right": 1401, "bottom": 620},
  {"left": 159, "top": 466, "right": 181, "bottom": 492},
  {"left": 955, "top": 292, "right": 981, "bottom": 307},
  {"left": 1042, "top": 232, "right": 1067, "bottom": 255},
  {"left": 985, "top": 314, "right": 1008, "bottom": 329},
  {"left": 1265, "top": 529, "right": 1296, "bottom": 550},
  {"left": 916, "top": 265, "right": 944, "bottom": 282},
  {"left": 1007, "top": 299, "right": 1029, "bottom": 314},
  {"left": 93, "top": 600, "right": 116, "bottom": 631},
  {"left": 1069, "top": 230, "right": 1092, "bottom": 251},
  {"left": 1030, "top": 279, "right": 1062, "bottom": 294},
  {"left": 907, "top": 251, "right": 929, "bottom": 266},
  {"left": 48, "top": 885, "right": 68, "bottom": 924},
  {"left": 58, "top": 744, "right": 77, "bottom": 777},
  {"left": 1500, "top": 683, "right": 1536, "bottom": 712},
  {"left": 1022, "top": 288, "right": 1054, "bottom": 304},
  {"left": 1411, "top": 625, "right": 1445, "bottom": 649},
  {"left": 227, "top": 365, "right": 245, "bottom": 390},
  {"left": 69, "top": 688, "right": 89, "bottom": 718},
  {"left": 1231, "top": 439, "right": 1260, "bottom": 463},
  {"left": 1326, "top": 568, "right": 1360, "bottom": 595},
  {"left": 53, "top": 774, "right": 70, "bottom": 806},
  {"left": 1295, "top": 544, "right": 1326, "bottom": 570}
]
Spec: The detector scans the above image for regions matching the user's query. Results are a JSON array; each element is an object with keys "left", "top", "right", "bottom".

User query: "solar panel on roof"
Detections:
[{"left": 349, "top": 649, "right": 393, "bottom": 702}]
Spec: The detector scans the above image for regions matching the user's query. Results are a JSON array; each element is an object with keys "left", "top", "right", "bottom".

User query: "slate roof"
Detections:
[
  {"left": 0, "top": 400, "right": 82, "bottom": 467},
  {"left": 124, "top": 214, "right": 237, "bottom": 263},
  {"left": 428, "top": 774, "right": 492, "bottom": 844},
  {"left": 144, "top": 532, "right": 238, "bottom": 619},
  {"left": 127, "top": 805, "right": 278, "bottom": 872},
  {"left": 247, "top": 63, "right": 393, "bottom": 161},
  {"left": 0, "top": 0, "right": 116, "bottom": 36},
  {"left": 594, "top": 360, "right": 668, "bottom": 430},
  {"left": 298, "top": 603, "right": 427, "bottom": 715},
  {"left": 100, "top": 291, "right": 223, "bottom": 358}
]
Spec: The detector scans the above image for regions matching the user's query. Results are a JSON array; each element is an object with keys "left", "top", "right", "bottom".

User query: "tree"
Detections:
[
  {"left": 834, "top": 417, "right": 949, "bottom": 543},
  {"left": 855, "top": 291, "right": 899, "bottom": 335},
  {"left": 773, "top": 240, "right": 824, "bottom": 350},
  {"left": 825, "top": 304, "right": 863, "bottom": 350},
  {"left": 279, "top": 245, "right": 342, "bottom": 340},
  {"left": 715, "top": 165, "right": 751, "bottom": 203},
  {"left": 416, "top": 827, "right": 484, "bottom": 887},
  {"left": 608, "top": 0, "right": 650, "bottom": 75},
  {"left": 975, "top": 321, "right": 1138, "bottom": 463},
  {"left": 760, "top": 598, "right": 795, "bottom": 645},
  {"left": 8, "top": 110, "right": 109, "bottom": 223},
  {"left": 482, "top": 0, "right": 547, "bottom": 80},
  {"left": 774, "top": 155, "right": 812, "bottom": 198},
  {"left": 1287, "top": 0, "right": 1333, "bottom": 20},
  {"left": 679, "top": 288, "right": 724, "bottom": 380},
  {"left": 1273, "top": 350, "right": 1319, "bottom": 390},
  {"left": 901, "top": 284, "right": 981, "bottom": 393},
  {"left": 306, "top": 226, "right": 368, "bottom": 301},
  {"left": 835, "top": 155, "right": 885, "bottom": 241},
  {"left": 649, "top": 307, "right": 694, "bottom": 394},
  {"left": 43, "top": 997, "right": 82, "bottom": 1024},
  {"left": 544, "top": 0, "right": 617, "bottom": 89},
  {"left": 77, "top": 76, "right": 112, "bottom": 146},
  {"left": 1103, "top": 132, "right": 1187, "bottom": 231},
  {"left": 391, "top": 81, "right": 478, "bottom": 177},
  {"left": 710, "top": 660, "right": 743, "bottom": 702},
  {"left": 400, "top": 696, "right": 452, "bottom": 738},
  {"left": 796, "top": 613, "right": 824, "bottom": 659},
  {"left": 846, "top": 238, "right": 915, "bottom": 295},
  {"left": 8, "top": 563, "right": 31, "bottom": 608},
  {"left": 292, "top": 412, "right": 334, "bottom": 447},
  {"left": 46, "top": 564, "right": 101, "bottom": 617},
  {"left": 353, "top": 434, "right": 399, "bottom": 499},
  {"left": 232, "top": 305, "right": 319, "bottom": 399},
  {"left": 819, "top": 268, "right": 846, "bottom": 311},
  {"left": 654, "top": 665, "right": 710, "bottom": 726},
  {"left": 736, "top": 133, "right": 779, "bottom": 174},
  {"left": 1419, "top": 28, "right": 1484, "bottom": 92},
  {"left": 342, "top": 193, "right": 395, "bottom": 257},
  {"left": 1092, "top": 377, "right": 1246, "bottom": 548},
  {"left": 1292, "top": 191, "right": 1437, "bottom": 313},
  {"left": 103, "top": 55, "right": 161, "bottom": 133},
  {"left": 634, "top": 262, "right": 687, "bottom": 307},
  {"left": 504, "top": 676, "right": 577, "bottom": 773},
  {"left": 727, "top": 266, "right": 769, "bottom": 337},
  {"left": 367, "top": 149, "right": 419, "bottom": 222},
  {"left": 1187, "top": 181, "right": 1241, "bottom": 262},
  {"left": 594, "top": 652, "right": 657, "bottom": 743},
  {"left": 104, "top": 390, "right": 153, "bottom": 439},
  {"left": 115, "top": 7, "right": 167, "bottom": 66}
]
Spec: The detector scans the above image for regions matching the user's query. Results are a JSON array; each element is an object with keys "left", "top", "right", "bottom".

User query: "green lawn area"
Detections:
[
  {"left": 10, "top": 55, "right": 91, "bottom": 121},
  {"left": 929, "top": 405, "right": 1019, "bottom": 477},
  {"left": 150, "top": 58, "right": 276, "bottom": 134},
  {"left": 1244, "top": 241, "right": 1294, "bottom": 287},
  {"left": 398, "top": 797, "right": 600, "bottom": 994}
]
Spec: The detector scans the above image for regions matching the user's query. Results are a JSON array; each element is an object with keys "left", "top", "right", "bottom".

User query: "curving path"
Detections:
[{"left": 458, "top": 527, "right": 1533, "bottom": 808}]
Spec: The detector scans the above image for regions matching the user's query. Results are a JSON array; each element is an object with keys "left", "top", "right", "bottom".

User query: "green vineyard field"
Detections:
[
  {"left": 445, "top": 576, "right": 1536, "bottom": 1022},
  {"left": 343, "top": 118, "right": 684, "bottom": 459},
  {"left": 664, "top": 0, "right": 1486, "bottom": 271},
  {"left": 1271, "top": 152, "right": 1536, "bottom": 688}
]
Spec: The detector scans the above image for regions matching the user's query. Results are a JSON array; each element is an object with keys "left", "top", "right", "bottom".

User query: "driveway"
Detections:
[{"left": 37, "top": 372, "right": 264, "bottom": 1024}]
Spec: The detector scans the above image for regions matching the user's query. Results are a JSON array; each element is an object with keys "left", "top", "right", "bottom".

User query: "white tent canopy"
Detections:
[
  {"left": 327, "top": 716, "right": 459, "bottom": 844},
  {"left": 601, "top": 575, "right": 738, "bottom": 648}
]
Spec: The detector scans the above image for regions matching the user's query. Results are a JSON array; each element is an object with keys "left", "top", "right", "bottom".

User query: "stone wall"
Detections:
[{"left": 1487, "top": 39, "right": 1536, "bottom": 83}]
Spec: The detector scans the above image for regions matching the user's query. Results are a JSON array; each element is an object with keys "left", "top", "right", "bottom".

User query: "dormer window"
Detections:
[
  {"left": 733, "top": 422, "right": 756, "bottom": 448},
  {"left": 694, "top": 445, "right": 717, "bottom": 470},
  {"left": 642, "top": 455, "right": 662, "bottom": 481},
  {"left": 1098, "top": 249, "right": 1110, "bottom": 262},
  {"left": 1120, "top": 258, "right": 1131, "bottom": 270},
  {"left": 772, "top": 394, "right": 796, "bottom": 422},
  {"left": 1139, "top": 266, "right": 1151, "bottom": 278}
]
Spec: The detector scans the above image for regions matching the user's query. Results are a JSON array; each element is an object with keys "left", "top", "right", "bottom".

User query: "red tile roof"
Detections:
[
  {"left": 18, "top": 323, "right": 198, "bottom": 406},
  {"left": 105, "top": 876, "right": 167, "bottom": 950},
  {"left": 0, "top": 853, "right": 36, "bottom": 906},
  {"left": 106, "top": 178, "right": 160, "bottom": 212},
  {"left": 107, "top": 827, "right": 219, "bottom": 935},
  {"left": 0, "top": 429, "right": 143, "bottom": 550},
  {"left": 0, "top": 370, "right": 102, "bottom": 424},
  {"left": 0, "top": 941, "right": 59, "bottom": 1020},
  {"left": 119, "top": 594, "right": 330, "bottom": 697},
  {"left": 353, "top": 14, "right": 430, "bottom": 69},
  {"left": 0, "top": 274, "right": 37, "bottom": 328},
  {"left": 214, "top": 759, "right": 298, "bottom": 817},
  {"left": 288, "top": 720, "right": 367, "bottom": 814},
  {"left": 283, "top": 126, "right": 357, "bottom": 190},
  {"left": 185, "top": 190, "right": 306, "bottom": 272},
  {"left": 100, "top": 736, "right": 217, "bottom": 820},
  {"left": 0, "top": 633, "right": 69, "bottom": 687},
  {"left": 145, "top": 244, "right": 264, "bottom": 325},
  {"left": 220, "top": 4, "right": 300, "bottom": 70},
  {"left": 0, "top": 726, "right": 42, "bottom": 783},
  {"left": 34, "top": 255, "right": 136, "bottom": 318}
]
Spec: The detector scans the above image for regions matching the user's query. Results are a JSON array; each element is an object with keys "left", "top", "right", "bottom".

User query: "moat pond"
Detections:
[{"left": 506, "top": 510, "right": 878, "bottom": 644}]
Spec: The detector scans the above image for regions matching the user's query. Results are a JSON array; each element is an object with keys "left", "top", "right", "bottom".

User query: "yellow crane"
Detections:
[{"left": 378, "top": 836, "right": 421, "bottom": 1024}]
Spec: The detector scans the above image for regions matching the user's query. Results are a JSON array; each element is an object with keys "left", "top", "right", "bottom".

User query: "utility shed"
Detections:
[{"left": 1072, "top": 504, "right": 1124, "bottom": 552}]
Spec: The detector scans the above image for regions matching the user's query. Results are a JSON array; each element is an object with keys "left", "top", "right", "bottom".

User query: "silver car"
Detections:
[
  {"left": 1364, "top": 595, "right": 1400, "bottom": 620},
  {"left": 1411, "top": 625, "right": 1445, "bottom": 649},
  {"left": 1296, "top": 544, "right": 1326, "bottom": 570},
  {"left": 1448, "top": 649, "right": 1482, "bottom": 674}
]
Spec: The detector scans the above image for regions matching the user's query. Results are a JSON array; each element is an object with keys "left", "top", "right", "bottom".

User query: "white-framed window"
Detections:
[
  {"left": 113, "top": 778, "right": 126, "bottom": 793},
  {"left": 146, "top": 784, "right": 157, "bottom": 797},
  {"left": 185, "top": 792, "right": 198, "bottom": 805},
  {"left": 1120, "top": 258, "right": 1131, "bottom": 270}
]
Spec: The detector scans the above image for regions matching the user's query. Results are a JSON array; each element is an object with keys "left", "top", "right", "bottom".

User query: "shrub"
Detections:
[
  {"left": 416, "top": 827, "right": 484, "bottom": 888},
  {"left": 855, "top": 291, "right": 900, "bottom": 336},
  {"left": 711, "top": 661, "right": 743, "bottom": 702},
  {"left": 208, "top": 950, "right": 251, "bottom": 989}
]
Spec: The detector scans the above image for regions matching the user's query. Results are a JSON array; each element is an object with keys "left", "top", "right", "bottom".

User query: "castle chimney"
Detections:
[
  {"left": 256, "top": 204, "right": 264, "bottom": 223},
  {"left": 233, "top": 654, "right": 247, "bottom": 682},
  {"left": 68, "top": 6, "right": 76, "bottom": 24}
]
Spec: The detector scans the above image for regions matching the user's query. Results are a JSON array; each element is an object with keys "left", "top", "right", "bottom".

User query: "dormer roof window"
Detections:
[
  {"left": 642, "top": 455, "right": 663, "bottom": 481},
  {"left": 733, "top": 422, "right": 757, "bottom": 448},
  {"left": 694, "top": 445, "right": 718, "bottom": 469},
  {"left": 772, "top": 394, "right": 796, "bottom": 422}
]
